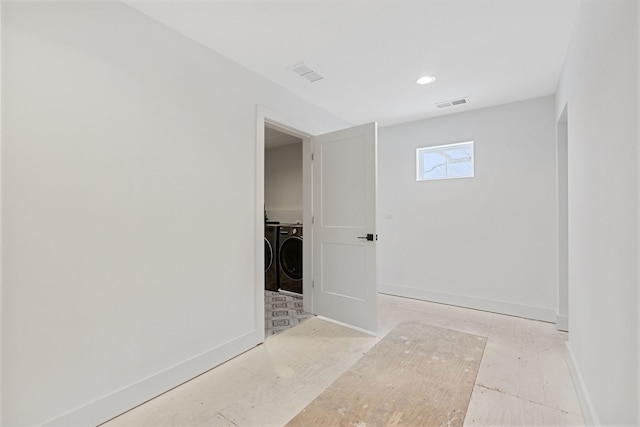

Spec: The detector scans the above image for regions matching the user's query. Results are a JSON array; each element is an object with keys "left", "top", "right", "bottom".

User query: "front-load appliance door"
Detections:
[
  {"left": 278, "top": 225, "right": 302, "bottom": 294},
  {"left": 264, "top": 225, "right": 278, "bottom": 291}
]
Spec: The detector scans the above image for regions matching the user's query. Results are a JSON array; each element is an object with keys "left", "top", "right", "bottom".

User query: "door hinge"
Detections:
[
  {"left": 312, "top": 280, "right": 315, "bottom": 288},
  {"left": 312, "top": 216, "right": 314, "bottom": 224},
  {"left": 311, "top": 152, "right": 314, "bottom": 161}
]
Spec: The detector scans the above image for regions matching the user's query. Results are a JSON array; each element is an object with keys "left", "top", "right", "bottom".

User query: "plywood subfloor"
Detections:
[{"left": 286, "top": 321, "right": 487, "bottom": 427}]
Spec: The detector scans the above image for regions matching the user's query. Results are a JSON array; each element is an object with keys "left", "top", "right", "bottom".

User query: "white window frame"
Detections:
[{"left": 416, "top": 141, "right": 474, "bottom": 181}]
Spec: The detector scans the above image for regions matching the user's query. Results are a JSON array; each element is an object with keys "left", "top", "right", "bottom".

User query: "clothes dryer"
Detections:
[
  {"left": 278, "top": 224, "right": 302, "bottom": 295},
  {"left": 264, "top": 224, "right": 279, "bottom": 291}
]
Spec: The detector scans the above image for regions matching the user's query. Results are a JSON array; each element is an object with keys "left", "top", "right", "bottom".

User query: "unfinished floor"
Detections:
[{"left": 103, "top": 294, "right": 584, "bottom": 426}]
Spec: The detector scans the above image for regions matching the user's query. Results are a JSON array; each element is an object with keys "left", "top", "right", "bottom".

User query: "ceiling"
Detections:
[{"left": 124, "top": 0, "right": 582, "bottom": 127}]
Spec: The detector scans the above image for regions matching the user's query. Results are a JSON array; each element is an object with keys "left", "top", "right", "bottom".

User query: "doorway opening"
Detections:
[
  {"left": 263, "top": 122, "right": 314, "bottom": 337},
  {"left": 256, "top": 107, "right": 379, "bottom": 338}
]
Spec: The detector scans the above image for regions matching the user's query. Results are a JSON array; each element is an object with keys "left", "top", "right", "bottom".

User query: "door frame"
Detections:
[
  {"left": 556, "top": 104, "right": 569, "bottom": 331},
  {"left": 256, "top": 106, "right": 315, "bottom": 341}
]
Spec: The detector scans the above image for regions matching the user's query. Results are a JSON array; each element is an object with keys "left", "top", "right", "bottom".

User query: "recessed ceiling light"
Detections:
[{"left": 416, "top": 75, "right": 436, "bottom": 85}]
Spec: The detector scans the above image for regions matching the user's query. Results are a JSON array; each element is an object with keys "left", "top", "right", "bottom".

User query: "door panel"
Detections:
[
  {"left": 321, "top": 243, "right": 366, "bottom": 300},
  {"left": 320, "top": 135, "right": 366, "bottom": 227},
  {"left": 312, "top": 122, "right": 377, "bottom": 333}
]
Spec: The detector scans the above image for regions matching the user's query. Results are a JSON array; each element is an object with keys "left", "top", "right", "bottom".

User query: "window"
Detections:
[{"left": 416, "top": 141, "right": 474, "bottom": 181}]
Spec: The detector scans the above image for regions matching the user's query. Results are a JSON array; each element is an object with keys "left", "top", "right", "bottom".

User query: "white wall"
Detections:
[
  {"left": 265, "top": 142, "right": 303, "bottom": 224},
  {"left": 0, "top": 2, "right": 349, "bottom": 426},
  {"left": 556, "top": 0, "right": 639, "bottom": 425},
  {"left": 0, "top": 3, "right": 3, "bottom": 425},
  {"left": 378, "top": 97, "right": 558, "bottom": 321}
]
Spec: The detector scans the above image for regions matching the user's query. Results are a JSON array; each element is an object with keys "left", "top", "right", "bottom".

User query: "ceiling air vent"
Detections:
[
  {"left": 435, "top": 97, "right": 469, "bottom": 109},
  {"left": 290, "top": 62, "right": 324, "bottom": 83}
]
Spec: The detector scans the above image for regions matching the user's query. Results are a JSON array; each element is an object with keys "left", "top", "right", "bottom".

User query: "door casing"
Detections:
[
  {"left": 257, "top": 106, "right": 315, "bottom": 343},
  {"left": 256, "top": 106, "right": 378, "bottom": 341}
]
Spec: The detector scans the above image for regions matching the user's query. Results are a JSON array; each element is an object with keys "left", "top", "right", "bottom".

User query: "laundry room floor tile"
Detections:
[{"left": 265, "top": 290, "right": 314, "bottom": 336}]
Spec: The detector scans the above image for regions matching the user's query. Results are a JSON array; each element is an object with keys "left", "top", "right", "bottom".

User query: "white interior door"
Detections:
[{"left": 312, "top": 122, "right": 377, "bottom": 333}]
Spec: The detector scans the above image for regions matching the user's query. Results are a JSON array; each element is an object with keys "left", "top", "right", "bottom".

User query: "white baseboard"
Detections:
[
  {"left": 378, "top": 283, "right": 555, "bottom": 322},
  {"left": 555, "top": 313, "right": 569, "bottom": 331},
  {"left": 42, "top": 331, "right": 261, "bottom": 427},
  {"left": 565, "top": 342, "right": 599, "bottom": 426}
]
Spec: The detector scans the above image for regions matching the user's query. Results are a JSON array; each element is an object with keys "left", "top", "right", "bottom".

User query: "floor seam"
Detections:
[
  {"left": 217, "top": 411, "right": 239, "bottom": 426},
  {"left": 475, "top": 383, "right": 576, "bottom": 415}
]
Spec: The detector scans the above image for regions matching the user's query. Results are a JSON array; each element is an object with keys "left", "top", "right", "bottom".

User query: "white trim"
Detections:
[
  {"left": 555, "top": 314, "right": 568, "bottom": 331},
  {"left": 257, "top": 105, "right": 314, "bottom": 139},
  {"left": 256, "top": 105, "right": 316, "bottom": 315},
  {"left": 556, "top": 104, "right": 569, "bottom": 334},
  {"left": 301, "top": 134, "right": 313, "bottom": 314},
  {"left": 0, "top": 2, "right": 4, "bottom": 423},
  {"left": 255, "top": 108, "right": 267, "bottom": 342},
  {"left": 378, "top": 283, "right": 555, "bottom": 322},
  {"left": 419, "top": 140, "right": 474, "bottom": 152},
  {"left": 41, "top": 332, "right": 258, "bottom": 426},
  {"left": 565, "top": 342, "right": 599, "bottom": 426}
]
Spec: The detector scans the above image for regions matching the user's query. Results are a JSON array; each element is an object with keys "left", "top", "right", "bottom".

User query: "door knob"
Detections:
[{"left": 357, "top": 234, "right": 376, "bottom": 241}]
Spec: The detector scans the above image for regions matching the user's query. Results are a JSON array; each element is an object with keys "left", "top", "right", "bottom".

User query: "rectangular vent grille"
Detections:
[
  {"left": 290, "top": 62, "right": 324, "bottom": 83},
  {"left": 435, "top": 97, "right": 469, "bottom": 109}
]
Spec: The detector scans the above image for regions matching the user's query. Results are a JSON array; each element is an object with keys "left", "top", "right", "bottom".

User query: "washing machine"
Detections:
[
  {"left": 264, "top": 223, "right": 279, "bottom": 291},
  {"left": 278, "top": 224, "right": 303, "bottom": 295}
]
